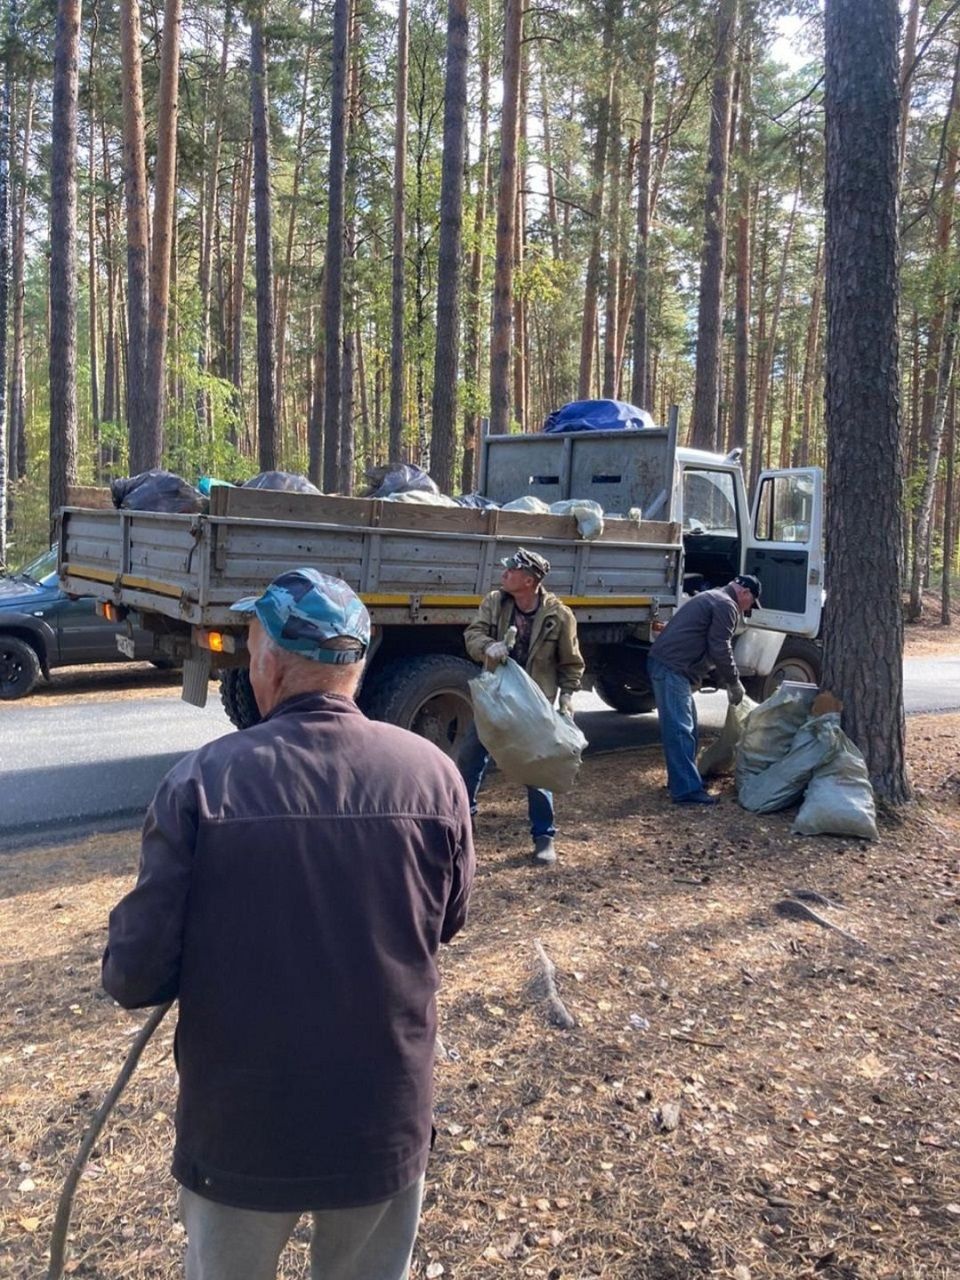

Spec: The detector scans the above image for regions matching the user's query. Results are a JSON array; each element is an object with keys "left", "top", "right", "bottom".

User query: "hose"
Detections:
[{"left": 47, "top": 1001, "right": 173, "bottom": 1280}]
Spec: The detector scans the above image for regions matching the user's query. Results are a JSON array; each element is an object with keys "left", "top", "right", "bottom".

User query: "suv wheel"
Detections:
[{"left": 0, "top": 636, "right": 42, "bottom": 700}]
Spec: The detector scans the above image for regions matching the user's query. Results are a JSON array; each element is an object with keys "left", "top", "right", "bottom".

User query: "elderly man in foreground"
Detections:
[{"left": 103, "top": 567, "right": 475, "bottom": 1280}]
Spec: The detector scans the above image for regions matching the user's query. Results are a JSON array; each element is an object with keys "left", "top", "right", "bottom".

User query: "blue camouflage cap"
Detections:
[{"left": 231, "top": 568, "right": 371, "bottom": 665}]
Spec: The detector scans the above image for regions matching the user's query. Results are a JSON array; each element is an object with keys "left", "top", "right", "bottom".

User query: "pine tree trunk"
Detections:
[
  {"left": 430, "top": 0, "right": 469, "bottom": 490},
  {"left": 489, "top": 0, "right": 523, "bottom": 434},
  {"left": 512, "top": 42, "right": 528, "bottom": 429},
  {"left": 602, "top": 79, "right": 622, "bottom": 399},
  {"left": 630, "top": 27, "right": 656, "bottom": 410},
  {"left": 898, "top": 0, "right": 921, "bottom": 182},
  {"left": 798, "top": 239, "right": 823, "bottom": 466},
  {"left": 0, "top": 21, "right": 10, "bottom": 565},
  {"left": 942, "top": 398, "right": 955, "bottom": 624},
  {"left": 323, "top": 0, "right": 350, "bottom": 489},
  {"left": 250, "top": 12, "right": 277, "bottom": 471},
  {"left": 86, "top": 18, "right": 100, "bottom": 436},
  {"left": 231, "top": 141, "right": 252, "bottom": 398},
  {"left": 730, "top": 44, "right": 751, "bottom": 454},
  {"left": 823, "top": 0, "right": 910, "bottom": 803},
  {"left": 120, "top": 0, "right": 149, "bottom": 466},
  {"left": 461, "top": 0, "right": 490, "bottom": 491},
  {"left": 49, "top": 0, "right": 81, "bottom": 536},
  {"left": 578, "top": 38, "right": 615, "bottom": 400},
  {"left": 339, "top": 3, "right": 361, "bottom": 495},
  {"left": 539, "top": 55, "right": 560, "bottom": 261},
  {"left": 8, "top": 71, "right": 31, "bottom": 482},
  {"left": 142, "top": 0, "right": 181, "bottom": 467},
  {"left": 689, "top": 0, "right": 738, "bottom": 450},
  {"left": 388, "top": 0, "right": 409, "bottom": 462}
]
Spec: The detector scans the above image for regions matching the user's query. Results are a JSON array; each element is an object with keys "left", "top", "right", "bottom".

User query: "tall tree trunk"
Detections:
[
  {"left": 797, "top": 239, "right": 823, "bottom": 465},
  {"left": 0, "top": 15, "right": 10, "bottom": 565},
  {"left": 461, "top": 0, "right": 490, "bottom": 490},
  {"left": 120, "top": 0, "right": 149, "bottom": 465},
  {"left": 539, "top": 54, "right": 560, "bottom": 261},
  {"left": 141, "top": 0, "right": 182, "bottom": 466},
  {"left": 489, "top": 0, "right": 523, "bottom": 434},
  {"left": 49, "top": 0, "right": 81, "bottom": 535},
  {"left": 578, "top": 5, "right": 616, "bottom": 401},
  {"left": 942, "top": 395, "right": 955, "bottom": 624},
  {"left": 730, "top": 44, "right": 751, "bottom": 454},
  {"left": 250, "top": 11, "right": 277, "bottom": 470},
  {"left": 275, "top": 0, "right": 314, "bottom": 438},
  {"left": 909, "top": 286, "right": 960, "bottom": 619},
  {"left": 689, "top": 0, "right": 738, "bottom": 449},
  {"left": 898, "top": 0, "right": 920, "bottom": 183},
  {"left": 8, "top": 71, "right": 31, "bottom": 483},
  {"left": 388, "top": 0, "right": 409, "bottom": 461},
  {"left": 197, "top": 0, "right": 232, "bottom": 439},
  {"left": 823, "top": 0, "right": 909, "bottom": 803},
  {"left": 86, "top": 16, "right": 100, "bottom": 437},
  {"left": 602, "top": 78, "right": 622, "bottom": 399},
  {"left": 230, "top": 141, "right": 252, "bottom": 397},
  {"left": 430, "top": 0, "right": 469, "bottom": 490},
  {"left": 512, "top": 41, "right": 528, "bottom": 429},
  {"left": 630, "top": 19, "right": 657, "bottom": 410},
  {"left": 323, "top": 0, "right": 350, "bottom": 489},
  {"left": 339, "top": 1, "right": 361, "bottom": 494}
]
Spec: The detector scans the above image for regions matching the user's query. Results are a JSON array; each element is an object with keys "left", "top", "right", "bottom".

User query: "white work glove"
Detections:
[
  {"left": 485, "top": 640, "right": 510, "bottom": 664},
  {"left": 558, "top": 692, "right": 574, "bottom": 718},
  {"left": 727, "top": 680, "right": 745, "bottom": 707}
]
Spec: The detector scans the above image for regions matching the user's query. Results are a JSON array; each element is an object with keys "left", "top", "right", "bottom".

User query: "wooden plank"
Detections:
[
  {"left": 66, "top": 484, "right": 113, "bottom": 510},
  {"left": 212, "top": 486, "right": 377, "bottom": 526}
]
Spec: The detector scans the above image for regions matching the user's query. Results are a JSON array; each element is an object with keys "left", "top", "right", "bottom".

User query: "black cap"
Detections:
[{"left": 733, "top": 574, "right": 762, "bottom": 613}]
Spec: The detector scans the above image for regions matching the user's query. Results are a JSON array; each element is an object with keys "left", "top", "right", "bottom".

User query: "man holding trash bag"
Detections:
[
  {"left": 646, "top": 574, "right": 762, "bottom": 805},
  {"left": 460, "top": 547, "right": 585, "bottom": 864}
]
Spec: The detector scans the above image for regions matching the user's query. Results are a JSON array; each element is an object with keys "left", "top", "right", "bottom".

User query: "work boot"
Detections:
[{"left": 532, "top": 835, "right": 557, "bottom": 865}]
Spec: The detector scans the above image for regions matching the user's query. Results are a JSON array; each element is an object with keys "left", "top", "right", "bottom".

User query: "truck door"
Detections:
[{"left": 743, "top": 468, "right": 823, "bottom": 638}]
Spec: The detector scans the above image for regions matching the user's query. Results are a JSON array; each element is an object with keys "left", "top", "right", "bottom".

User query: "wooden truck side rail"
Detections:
[{"left": 59, "top": 487, "right": 683, "bottom": 630}]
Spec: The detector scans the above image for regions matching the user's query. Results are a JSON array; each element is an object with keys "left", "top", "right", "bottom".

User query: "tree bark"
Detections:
[
  {"left": 120, "top": 0, "right": 149, "bottom": 465},
  {"left": 578, "top": 12, "right": 616, "bottom": 401},
  {"left": 489, "top": 0, "right": 523, "bottom": 434},
  {"left": 941, "top": 392, "right": 954, "bottom": 624},
  {"left": 461, "top": 0, "right": 491, "bottom": 490},
  {"left": 49, "top": 0, "right": 81, "bottom": 536},
  {"left": 142, "top": 0, "right": 182, "bottom": 468},
  {"left": 86, "top": 15, "right": 100, "bottom": 436},
  {"left": 690, "top": 0, "right": 739, "bottom": 450},
  {"left": 602, "top": 79, "right": 622, "bottom": 399},
  {"left": 797, "top": 239, "right": 823, "bottom": 466},
  {"left": 730, "top": 43, "right": 751, "bottom": 454},
  {"left": 750, "top": 181, "right": 798, "bottom": 490},
  {"left": 250, "top": 11, "right": 277, "bottom": 471},
  {"left": 823, "top": 0, "right": 910, "bottom": 803},
  {"left": 0, "top": 17, "right": 10, "bottom": 565},
  {"left": 323, "top": 0, "right": 350, "bottom": 489},
  {"left": 8, "top": 70, "right": 31, "bottom": 484},
  {"left": 430, "top": 0, "right": 469, "bottom": 490},
  {"left": 898, "top": 0, "right": 920, "bottom": 183},
  {"left": 630, "top": 20, "right": 657, "bottom": 411},
  {"left": 388, "top": 0, "right": 409, "bottom": 462}
]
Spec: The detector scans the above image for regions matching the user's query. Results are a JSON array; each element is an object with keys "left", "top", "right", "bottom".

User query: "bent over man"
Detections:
[
  {"left": 103, "top": 568, "right": 475, "bottom": 1280},
  {"left": 460, "top": 547, "right": 584, "bottom": 865},
  {"left": 646, "top": 574, "right": 761, "bottom": 806}
]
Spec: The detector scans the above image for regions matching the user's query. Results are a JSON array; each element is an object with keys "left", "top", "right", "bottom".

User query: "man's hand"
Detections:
[
  {"left": 558, "top": 692, "right": 574, "bottom": 718},
  {"left": 727, "top": 679, "right": 745, "bottom": 707},
  {"left": 486, "top": 640, "right": 510, "bottom": 664}
]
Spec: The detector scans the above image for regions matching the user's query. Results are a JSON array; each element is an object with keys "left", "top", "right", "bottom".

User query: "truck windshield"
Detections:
[{"left": 682, "top": 470, "right": 738, "bottom": 536}]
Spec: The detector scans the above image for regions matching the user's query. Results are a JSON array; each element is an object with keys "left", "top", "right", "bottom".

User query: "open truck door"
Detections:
[{"left": 743, "top": 467, "right": 823, "bottom": 638}]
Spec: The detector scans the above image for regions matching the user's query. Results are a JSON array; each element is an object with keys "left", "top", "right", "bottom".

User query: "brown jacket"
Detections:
[
  {"left": 102, "top": 692, "right": 474, "bottom": 1213},
  {"left": 464, "top": 588, "right": 585, "bottom": 703}
]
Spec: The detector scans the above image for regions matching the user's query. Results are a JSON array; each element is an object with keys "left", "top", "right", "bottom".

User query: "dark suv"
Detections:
[{"left": 0, "top": 547, "right": 165, "bottom": 700}]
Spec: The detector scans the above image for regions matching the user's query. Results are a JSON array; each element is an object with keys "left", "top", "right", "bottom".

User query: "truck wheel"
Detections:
[
  {"left": 594, "top": 674, "right": 656, "bottom": 716},
  {"left": 0, "top": 635, "right": 42, "bottom": 700},
  {"left": 744, "top": 636, "right": 822, "bottom": 703},
  {"left": 219, "top": 668, "right": 262, "bottom": 730},
  {"left": 360, "top": 655, "right": 477, "bottom": 757}
]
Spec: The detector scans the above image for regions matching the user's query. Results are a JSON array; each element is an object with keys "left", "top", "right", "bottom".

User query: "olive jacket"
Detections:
[{"left": 464, "top": 588, "right": 585, "bottom": 703}]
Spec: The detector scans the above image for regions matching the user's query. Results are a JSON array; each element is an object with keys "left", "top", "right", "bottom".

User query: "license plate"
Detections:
[{"left": 116, "top": 634, "right": 136, "bottom": 659}]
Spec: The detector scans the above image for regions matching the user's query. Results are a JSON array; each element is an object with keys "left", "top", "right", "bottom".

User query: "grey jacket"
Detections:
[
  {"left": 103, "top": 692, "right": 474, "bottom": 1213},
  {"left": 648, "top": 585, "right": 742, "bottom": 686}
]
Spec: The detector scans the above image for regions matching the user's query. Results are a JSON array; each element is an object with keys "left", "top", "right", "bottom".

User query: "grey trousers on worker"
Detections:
[{"left": 178, "top": 1176, "right": 425, "bottom": 1280}]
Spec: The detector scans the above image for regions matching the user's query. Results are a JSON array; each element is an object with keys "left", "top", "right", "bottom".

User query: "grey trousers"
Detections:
[{"left": 178, "top": 1177, "right": 425, "bottom": 1280}]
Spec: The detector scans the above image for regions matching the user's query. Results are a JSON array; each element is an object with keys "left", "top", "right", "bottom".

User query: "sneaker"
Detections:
[
  {"left": 532, "top": 835, "right": 557, "bottom": 864},
  {"left": 673, "top": 790, "right": 718, "bottom": 806}
]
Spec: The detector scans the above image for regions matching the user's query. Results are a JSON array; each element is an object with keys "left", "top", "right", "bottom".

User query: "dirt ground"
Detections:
[{"left": 1, "top": 696, "right": 959, "bottom": 1280}]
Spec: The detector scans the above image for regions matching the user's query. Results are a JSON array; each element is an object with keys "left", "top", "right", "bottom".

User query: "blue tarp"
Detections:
[{"left": 542, "top": 399, "right": 656, "bottom": 434}]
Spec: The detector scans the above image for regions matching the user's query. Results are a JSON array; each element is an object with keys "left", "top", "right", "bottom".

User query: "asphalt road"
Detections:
[{"left": 1, "top": 656, "right": 958, "bottom": 847}]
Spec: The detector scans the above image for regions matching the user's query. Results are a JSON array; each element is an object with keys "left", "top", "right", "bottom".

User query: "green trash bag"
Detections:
[
  {"left": 734, "top": 686, "right": 816, "bottom": 793},
  {"left": 792, "top": 727, "right": 878, "bottom": 840},
  {"left": 469, "top": 658, "right": 588, "bottom": 793},
  {"left": 698, "top": 696, "right": 757, "bottom": 778},
  {"left": 738, "top": 713, "right": 842, "bottom": 814}
]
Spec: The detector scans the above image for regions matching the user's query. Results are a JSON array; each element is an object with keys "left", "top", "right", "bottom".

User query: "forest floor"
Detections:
[{"left": 1, "top": 600, "right": 958, "bottom": 1280}]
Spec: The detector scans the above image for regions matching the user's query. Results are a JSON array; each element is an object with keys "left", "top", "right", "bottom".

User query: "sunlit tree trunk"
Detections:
[
  {"left": 8, "top": 70, "right": 31, "bottom": 484},
  {"left": 489, "top": 0, "right": 523, "bottom": 434},
  {"left": 323, "top": 0, "right": 350, "bottom": 489},
  {"left": 388, "top": 0, "right": 409, "bottom": 462},
  {"left": 250, "top": 9, "right": 277, "bottom": 471},
  {"left": 120, "top": 0, "right": 149, "bottom": 464},
  {"left": 461, "top": 0, "right": 490, "bottom": 490}
]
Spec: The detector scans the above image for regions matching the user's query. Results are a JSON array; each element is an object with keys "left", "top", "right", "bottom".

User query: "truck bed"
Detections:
[{"left": 59, "top": 486, "right": 682, "bottom": 628}]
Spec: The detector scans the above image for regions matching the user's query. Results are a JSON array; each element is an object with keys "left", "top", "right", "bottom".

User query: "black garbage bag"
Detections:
[
  {"left": 110, "top": 470, "right": 206, "bottom": 514},
  {"left": 364, "top": 462, "right": 439, "bottom": 499},
  {"left": 242, "top": 470, "right": 321, "bottom": 494}
]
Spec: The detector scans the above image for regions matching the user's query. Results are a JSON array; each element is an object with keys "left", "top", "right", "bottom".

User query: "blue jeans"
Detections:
[
  {"left": 647, "top": 655, "right": 704, "bottom": 800},
  {"left": 458, "top": 724, "right": 556, "bottom": 839}
]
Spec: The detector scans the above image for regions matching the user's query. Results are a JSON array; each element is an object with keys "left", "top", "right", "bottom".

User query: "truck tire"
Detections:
[
  {"left": 219, "top": 668, "right": 262, "bottom": 730},
  {"left": 594, "top": 673, "right": 656, "bottom": 716},
  {"left": 360, "top": 654, "right": 477, "bottom": 758},
  {"left": 0, "top": 635, "right": 42, "bottom": 700},
  {"left": 744, "top": 636, "right": 822, "bottom": 703}
]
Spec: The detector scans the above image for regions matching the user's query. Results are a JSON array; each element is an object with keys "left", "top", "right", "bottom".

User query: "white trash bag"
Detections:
[
  {"left": 792, "top": 726, "right": 878, "bottom": 840},
  {"left": 469, "top": 658, "right": 587, "bottom": 793},
  {"left": 548, "top": 498, "right": 605, "bottom": 540},
  {"left": 698, "top": 695, "right": 757, "bottom": 778}
]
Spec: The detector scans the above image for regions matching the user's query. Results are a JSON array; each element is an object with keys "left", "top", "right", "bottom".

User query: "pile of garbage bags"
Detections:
[{"left": 699, "top": 685, "right": 878, "bottom": 840}]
